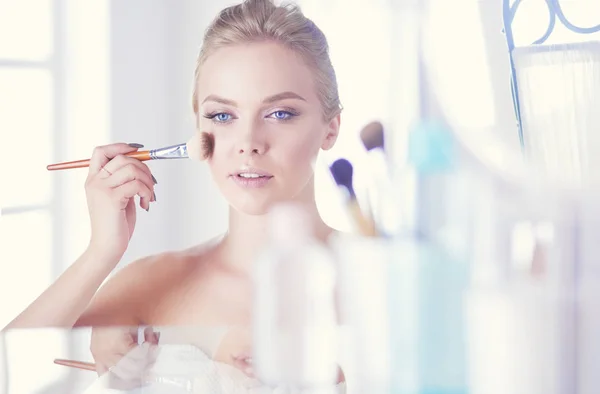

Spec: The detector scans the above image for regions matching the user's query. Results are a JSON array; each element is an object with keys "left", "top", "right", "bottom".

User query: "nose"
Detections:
[{"left": 236, "top": 124, "right": 268, "bottom": 156}]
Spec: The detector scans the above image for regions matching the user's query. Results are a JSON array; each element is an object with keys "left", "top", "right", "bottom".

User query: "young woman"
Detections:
[{"left": 5, "top": 0, "right": 345, "bottom": 388}]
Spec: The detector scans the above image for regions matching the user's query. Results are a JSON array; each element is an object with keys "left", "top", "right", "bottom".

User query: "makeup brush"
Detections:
[
  {"left": 329, "top": 158, "right": 378, "bottom": 237},
  {"left": 54, "top": 358, "right": 96, "bottom": 372},
  {"left": 359, "top": 121, "right": 395, "bottom": 235},
  {"left": 360, "top": 121, "right": 385, "bottom": 159},
  {"left": 46, "top": 131, "right": 214, "bottom": 171}
]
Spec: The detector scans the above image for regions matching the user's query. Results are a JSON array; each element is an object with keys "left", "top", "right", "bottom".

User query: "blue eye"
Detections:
[
  {"left": 215, "top": 113, "right": 232, "bottom": 122},
  {"left": 203, "top": 112, "right": 234, "bottom": 123},
  {"left": 269, "top": 110, "right": 295, "bottom": 121}
]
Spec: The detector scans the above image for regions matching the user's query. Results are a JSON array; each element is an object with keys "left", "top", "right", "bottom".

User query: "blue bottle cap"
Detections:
[{"left": 407, "top": 120, "right": 455, "bottom": 173}]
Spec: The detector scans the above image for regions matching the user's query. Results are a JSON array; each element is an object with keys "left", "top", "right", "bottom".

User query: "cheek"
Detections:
[
  {"left": 206, "top": 153, "right": 228, "bottom": 183},
  {"left": 276, "top": 134, "right": 322, "bottom": 175},
  {"left": 206, "top": 134, "right": 235, "bottom": 175}
]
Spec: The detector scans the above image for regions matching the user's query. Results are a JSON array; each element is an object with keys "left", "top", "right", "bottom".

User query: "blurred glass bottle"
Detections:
[
  {"left": 252, "top": 203, "right": 338, "bottom": 392},
  {"left": 386, "top": 0, "right": 472, "bottom": 391},
  {"left": 395, "top": 120, "right": 472, "bottom": 394}
]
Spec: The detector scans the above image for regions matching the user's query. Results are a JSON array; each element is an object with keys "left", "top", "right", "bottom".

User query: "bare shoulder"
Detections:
[
  {"left": 123, "top": 235, "right": 222, "bottom": 277},
  {"left": 123, "top": 232, "right": 226, "bottom": 277},
  {"left": 75, "top": 234, "right": 224, "bottom": 326}
]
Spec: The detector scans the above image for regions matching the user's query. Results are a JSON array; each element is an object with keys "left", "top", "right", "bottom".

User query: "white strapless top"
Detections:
[{"left": 83, "top": 341, "right": 346, "bottom": 394}]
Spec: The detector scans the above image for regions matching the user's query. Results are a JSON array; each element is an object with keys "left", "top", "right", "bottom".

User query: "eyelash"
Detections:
[{"left": 202, "top": 109, "right": 299, "bottom": 124}]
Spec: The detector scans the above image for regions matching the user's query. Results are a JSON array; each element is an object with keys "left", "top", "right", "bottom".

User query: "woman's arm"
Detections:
[
  {"left": 74, "top": 255, "right": 159, "bottom": 327},
  {"left": 3, "top": 142, "right": 158, "bottom": 330},
  {"left": 3, "top": 247, "right": 118, "bottom": 330}
]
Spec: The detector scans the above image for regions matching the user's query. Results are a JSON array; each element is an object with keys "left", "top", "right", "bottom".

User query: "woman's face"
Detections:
[{"left": 195, "top": 41, "right": 340, "bottom": 215}]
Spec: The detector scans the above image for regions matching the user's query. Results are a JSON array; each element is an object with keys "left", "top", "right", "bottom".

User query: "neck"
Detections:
[{"left": 220, "top": 179, "right": 334, "bottom": 272}]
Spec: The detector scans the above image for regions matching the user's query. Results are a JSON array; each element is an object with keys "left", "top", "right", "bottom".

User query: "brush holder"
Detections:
[{"left": 329, "top": 233, "right": 392, "bottom": 394}]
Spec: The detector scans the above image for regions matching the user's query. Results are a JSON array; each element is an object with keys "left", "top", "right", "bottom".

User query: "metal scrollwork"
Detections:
[{"left": 502, "top": 0, "right": 600, "bottom": 148}]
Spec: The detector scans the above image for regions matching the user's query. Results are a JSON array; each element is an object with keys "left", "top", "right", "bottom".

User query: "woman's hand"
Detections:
[
  {"left": 90, "top": 326, "right": 160, "bottom": 389},
  {"left": 84, "top": 143, "right": 157, "bottom": 263}
]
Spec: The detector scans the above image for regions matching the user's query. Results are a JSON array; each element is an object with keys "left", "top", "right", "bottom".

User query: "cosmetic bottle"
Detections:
[
  {"left": 252, "top": 203, "right": 338, "bottom": 391},
  {"left": 390, "top": 120, "right": 471, "bottom": 394}
]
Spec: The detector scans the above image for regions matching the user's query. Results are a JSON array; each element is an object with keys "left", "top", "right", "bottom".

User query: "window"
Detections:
[
  {"left": 0, "top": 0, "right": 111, "bottom": 328},
  {"left": 0, "top": 3, "right": 65, "bottom": 392},
  {"left": 0, "top": 0, "right": 56, "bottom": 330},
  {"left": 0, "top": 1, "right": 110, "bottom": 392}
]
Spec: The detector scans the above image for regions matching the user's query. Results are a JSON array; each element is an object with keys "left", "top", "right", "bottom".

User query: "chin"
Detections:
[
  {"left": 222, "top": 186, "right": 280, "bottom": 216},
  {"left": 219, "top": 176, "right": 313, "bottom": 216},
  {"left": 229, "top": 198, "right": 278, "bottom": 216}
]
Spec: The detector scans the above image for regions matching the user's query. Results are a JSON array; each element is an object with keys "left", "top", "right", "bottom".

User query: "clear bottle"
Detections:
[{"left": 252, "top": 203, "right": 338, "bottom": 391}]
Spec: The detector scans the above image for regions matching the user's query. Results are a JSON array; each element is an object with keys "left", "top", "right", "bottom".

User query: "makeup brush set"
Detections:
[
  {"left": 326, "top": 115, "right": 600, "bottom": 394},
  {"left": 327, "top": 121, "right": 393, "bottom": 238}
]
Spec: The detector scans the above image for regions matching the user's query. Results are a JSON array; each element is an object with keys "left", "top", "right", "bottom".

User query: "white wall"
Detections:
[{"left": 108, "top": 0, "right": 232, "bottom": 267}]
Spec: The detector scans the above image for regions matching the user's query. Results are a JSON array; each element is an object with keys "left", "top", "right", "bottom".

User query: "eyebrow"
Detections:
[
  {"left": 263, "top": 91, "right": 307, "bottom": 104},
  {"left": 201, "top": 91, "right": 307, "bottom": 107},
  {"left": 201, "top": 95, "right": 237, "bottom": 106}
]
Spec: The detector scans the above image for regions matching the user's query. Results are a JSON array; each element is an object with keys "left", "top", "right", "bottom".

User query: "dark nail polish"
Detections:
[
  {"left": 153, "top": 192, "right": 157, "bottom": 202},
  {"left": 146, "top": 206, "right": 150, "bottom": 212},
  {"left": 151, "top": 174, "right": 158, "bottom": 184},
  {"left": 128, "top": 143, "right": 144, "bottom": 148}
]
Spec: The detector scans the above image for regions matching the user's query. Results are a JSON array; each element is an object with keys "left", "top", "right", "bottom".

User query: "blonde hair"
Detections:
[{"left": 192, "top": 0, "right": 342, "bottom": 121}]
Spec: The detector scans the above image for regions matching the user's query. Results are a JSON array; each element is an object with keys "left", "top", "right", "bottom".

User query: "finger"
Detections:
[
  {"left": 104, "top": 163, "right": 155, "bottom": 201},
  {"left": 127, "top": 326, "right": 139, "bottom": 345},
  {"left": 232, "top": 357, "right": 255, "bottom": 378},
  {"left": 111, "top": 180, "right": 153, "bottom": 211},
  {"left": 95, "top": 362, "right": 108, "bottom": 376},
  {"left": 144, "top": 326, "right": 159, "bottom": 345},
  {"left": 88, "top": 143, "right": 144, "bottom": 177},
  {"left": 101, "top": 155, "right": 154, "bottom": 183}
]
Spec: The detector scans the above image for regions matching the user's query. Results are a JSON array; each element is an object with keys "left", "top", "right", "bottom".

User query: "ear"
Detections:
[{"left": 321, "top": 113, "right": 341, "bottom": 151}]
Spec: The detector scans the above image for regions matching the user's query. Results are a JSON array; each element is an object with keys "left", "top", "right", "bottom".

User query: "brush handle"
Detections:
[
  {"left": 46, "top": 151, "right": 152, "bottom": 171},
  {"left": 348, "top": 199, "right": 378, "bottom": 237},
  {"left": 54, "top": 358, "right": 96, "bottom": 372}
]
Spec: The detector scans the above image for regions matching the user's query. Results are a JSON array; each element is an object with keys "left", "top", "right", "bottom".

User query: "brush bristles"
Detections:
[
  {"left": 200, "top": 132, "right": 215, "bottom": 160},
  {"left": 329, "top": 157, "right": 378, "bottom": 237},
  {"left": 360, "top": 121, "right": 384, "bottom": 152},
  {"left": 187, "top": 131, "right": 215, "bottom": 161},
  {"left": 329, "top": 158, "right": 355, "bottom": 198}
]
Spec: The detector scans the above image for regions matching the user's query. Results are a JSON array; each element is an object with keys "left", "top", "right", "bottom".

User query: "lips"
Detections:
[
  {"left": 230, "top": 166, "right": 273, "bottom": 188},
  {"left": 233, "top": 167, "right": 273, "bottom": 178},
  {"left": 237, "top": 173, "right": 268, "bottom": 179}
]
